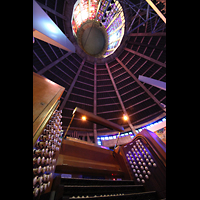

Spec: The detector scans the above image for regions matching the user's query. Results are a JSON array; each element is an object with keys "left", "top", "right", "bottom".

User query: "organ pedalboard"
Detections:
[{"left": 33, "top": 109, "right": 63, "bottom": 198}]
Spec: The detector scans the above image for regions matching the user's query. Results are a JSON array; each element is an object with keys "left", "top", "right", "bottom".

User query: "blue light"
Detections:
[
  {"left": 135, "top": 117, "right": 166, "bottom": 133},
  {"left": 98, "top": 117, "right": 164, "bottom": 143},
  {"left": 162, "top": 117, "right": 166, "bottom": 121},
  {"left": 44, "top": 22, "right": 59, "bottom": 34},
  {"left": 146, "top": 125, "right": 151, "bottom": 129}
]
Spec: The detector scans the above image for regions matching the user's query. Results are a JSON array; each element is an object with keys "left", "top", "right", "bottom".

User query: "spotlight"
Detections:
[
  {"left": 123, "top": 115, "right": 128, "bottom": 121},
  {"left": 74, "top": 107, "right": 124, "bottom": 132},
  {"left": 82, "top": 116, "right": 86, "bottom": 121}
]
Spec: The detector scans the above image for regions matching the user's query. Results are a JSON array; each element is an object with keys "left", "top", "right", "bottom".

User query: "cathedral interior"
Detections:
[{"left": 33, "top": 0, "right": 166, "bottom": 199}]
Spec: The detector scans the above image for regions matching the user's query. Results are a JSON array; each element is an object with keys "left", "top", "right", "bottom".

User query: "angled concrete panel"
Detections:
[{"left": 33, "top": 0, "right": 75, "bottom": 52}]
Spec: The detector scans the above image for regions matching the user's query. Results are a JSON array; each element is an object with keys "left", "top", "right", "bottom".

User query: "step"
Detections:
[
  {"left": 63, "top": 185, "right": 145, "bottom": 196},
  {"left": 60, "top": 177, "right": 135, "bottom": 186},
  {"left": 62, "top": 191, "right": 158, "bottom": 200}
]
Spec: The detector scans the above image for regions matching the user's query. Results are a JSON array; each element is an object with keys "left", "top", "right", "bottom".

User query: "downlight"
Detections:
[{"left": 71, "top": 0, "right": 125, "bottom": 58}]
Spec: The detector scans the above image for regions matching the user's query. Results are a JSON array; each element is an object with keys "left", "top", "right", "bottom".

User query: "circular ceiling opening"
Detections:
[{"left": 71, "top": 0, "right": 125, "bottom": 58}]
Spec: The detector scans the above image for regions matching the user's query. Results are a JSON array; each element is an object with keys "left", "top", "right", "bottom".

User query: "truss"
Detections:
[{"left": 120, "top": 0, "right": 166, "bottom": 34}]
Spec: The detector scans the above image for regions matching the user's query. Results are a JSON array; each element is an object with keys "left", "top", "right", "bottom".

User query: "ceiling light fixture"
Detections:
[
  {"left": 123, "top": 115, "right": 128, "bottom": 121},
  {"left": 82, "top": 116, "right": 86, "bottom": 121}
]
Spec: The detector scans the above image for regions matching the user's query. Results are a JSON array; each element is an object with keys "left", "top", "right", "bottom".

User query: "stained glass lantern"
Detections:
[{"left": 71, "top": 0, "right": 125, "bottom": 58}]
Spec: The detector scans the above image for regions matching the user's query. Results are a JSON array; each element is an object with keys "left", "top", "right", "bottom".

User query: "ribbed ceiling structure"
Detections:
[{"left": 33, "top": 0, "right": 166, "bottom": 143}]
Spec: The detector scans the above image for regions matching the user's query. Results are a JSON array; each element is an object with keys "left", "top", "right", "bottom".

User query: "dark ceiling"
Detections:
[{"left": 33, "top": 0, "right": 166, "bottom": 141}]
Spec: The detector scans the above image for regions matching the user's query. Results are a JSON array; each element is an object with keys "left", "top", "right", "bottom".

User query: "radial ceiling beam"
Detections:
[
  {"left": 105, "top": 63, "right": 137, "bottom": 135},
  {"left": 94, "top": 63, "right": 97, "bottom": 116},
  {"left": 124, "top": 47, "right": 166, "bottom": 68},
  {"left": 129, "top": 32, "right": 166, "bottom": 37},
  {"left": 115, "top": 57, "right": 165, "bottom": 112},
  {"left": 93, "top": 62, "right": 97, "bottom": 144},
  {"left": 37, "top": 52, "right": 71, "bottom": 75},
  {"left": 128, "top": 40, "right": 165, "bottom": 51},
  {"left": 59, "top": 58, "right": 86, "bottom": 110}
]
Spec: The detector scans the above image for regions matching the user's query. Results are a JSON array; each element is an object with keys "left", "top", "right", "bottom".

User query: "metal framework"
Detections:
[
  {"left": 145, "top": 0, "right": 166, "bottom": 23},
  {"left": 121, "top": 0, "right": 166, "bottom": 34}
]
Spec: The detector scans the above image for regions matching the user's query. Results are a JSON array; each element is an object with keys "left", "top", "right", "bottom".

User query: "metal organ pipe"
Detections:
[{"left": 33, "top": 109, "right": 63, "bottom": 198}]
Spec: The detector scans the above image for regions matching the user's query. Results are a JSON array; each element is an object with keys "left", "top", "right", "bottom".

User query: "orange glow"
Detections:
[
  {"left": 82, "top": 116, "right": 86, "bottom": 121},
  {"left": 123, "top": 115, "right": 128, "bottom": 121}
]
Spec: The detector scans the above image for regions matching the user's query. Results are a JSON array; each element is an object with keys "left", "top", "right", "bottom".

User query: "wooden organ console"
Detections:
[
  {"left": 54, "top": 130, "right": 166, "bottom": 199},
  {"left": 33, "top": 72, "right": 166, "bottom": 200}
]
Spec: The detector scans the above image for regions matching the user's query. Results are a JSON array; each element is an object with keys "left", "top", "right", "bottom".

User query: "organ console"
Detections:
[
  {"left": 54, "top": 129, "right": 166, "bottom": 199},
  {"left": 33, "top": 72, "right": 166, "bottom": 199}
]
